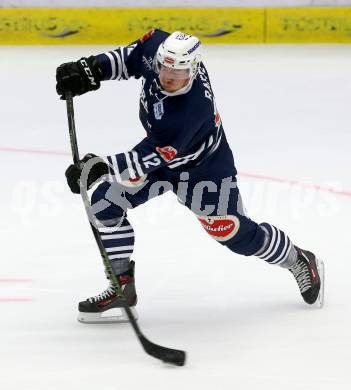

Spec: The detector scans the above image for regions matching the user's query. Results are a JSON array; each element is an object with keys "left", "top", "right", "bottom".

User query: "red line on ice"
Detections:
[
  {"left": 1, "top": 146, "right": 350, "bottom": 198},
  {"left": 0, "top": 298, "right": 33, "bottom": 302},
  {"left": 239, "top": 172, "right": 351, "bottom": 198},
  {"left": 0, "top": 279, "right": 33, "bottom": 283}
]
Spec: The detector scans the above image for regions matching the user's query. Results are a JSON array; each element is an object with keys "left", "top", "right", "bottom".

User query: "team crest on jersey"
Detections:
[
  {"left": 156, "top": 146, "right": 178, "bottom": 162},
  {"left": 140, "top": 29, "right": 155, "bottom": 43},
  {"left": 153, "top": 101, "right": 164, "bottom": 120},
  {"left": 197, "top": 215, "right": 240, "bottom": 242}
]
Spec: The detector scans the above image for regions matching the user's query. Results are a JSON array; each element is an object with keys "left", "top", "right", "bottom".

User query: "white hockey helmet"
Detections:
[{"left": 155, "top": 31, "right": 202, "bottom": 83}]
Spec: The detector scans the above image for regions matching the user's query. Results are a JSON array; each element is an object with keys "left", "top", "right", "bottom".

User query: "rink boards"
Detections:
[{"left": 1, "top": 7, "right": 351, "bottom": 44}]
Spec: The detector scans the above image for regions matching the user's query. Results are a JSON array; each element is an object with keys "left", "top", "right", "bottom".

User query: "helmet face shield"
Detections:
[{"left": 157, "top": 63, "right": 190, "bottom": 81}]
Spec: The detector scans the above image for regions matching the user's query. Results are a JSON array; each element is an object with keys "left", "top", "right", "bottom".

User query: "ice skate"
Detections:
[
  {"left": 78, "top": 261, "right": 138, "bottom": 323},
  {"left": 289, "top": 247, "right": 324, "bottom": 307}
]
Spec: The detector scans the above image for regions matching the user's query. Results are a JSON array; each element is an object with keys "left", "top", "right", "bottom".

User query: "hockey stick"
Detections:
[{"left": 64, "top": 91, "right": 186, "bottom": 366}]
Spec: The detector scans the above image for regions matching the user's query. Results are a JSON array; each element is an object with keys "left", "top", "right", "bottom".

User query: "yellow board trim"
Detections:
[
  {"left": 267, "top": 7, "right": 351, "bottom": 43},
  {"left": 0, "top": 7, "right": 351, "bottom": 44}
]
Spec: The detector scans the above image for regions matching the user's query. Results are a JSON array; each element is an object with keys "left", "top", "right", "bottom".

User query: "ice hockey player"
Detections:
[{"left": 56, "top": 30, "right": 324, "bottom": 323}]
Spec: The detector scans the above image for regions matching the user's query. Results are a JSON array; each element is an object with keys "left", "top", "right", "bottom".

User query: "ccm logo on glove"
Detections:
[{"left": 79, "top": 59, "right": 98, "bottom": 87}]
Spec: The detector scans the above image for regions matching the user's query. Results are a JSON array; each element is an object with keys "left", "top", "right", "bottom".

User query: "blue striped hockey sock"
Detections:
[
  {"left": 97, "top": 218, "right": 135, "bottom": 275},
  {"left": 255, "top": 223, "right": 297, "bottom": 268}
]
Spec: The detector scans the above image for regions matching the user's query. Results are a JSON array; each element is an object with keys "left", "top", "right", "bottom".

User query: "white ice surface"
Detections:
[{"left": 0, "top": 45, "right": 350, "bottom": 390}]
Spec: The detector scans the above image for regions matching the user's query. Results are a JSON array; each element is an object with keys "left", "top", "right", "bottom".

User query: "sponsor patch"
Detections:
[
  {"left": 197, "top": 215, "right": 240, "bottom": 242},
  {"left": 140, "top": 29, "right": 155, "bottom": 43},
  {"left": 164, "top": 56, "right": 175, "bottom": 65},
  {"left": 153, "top": 101, "right": 164, "bottom": 120},
  {"left": 156, "top": 146, "right": 178, "bottom": 162},
  {"left": 187, "top": 41, "right": 201, "bottom": 54}
]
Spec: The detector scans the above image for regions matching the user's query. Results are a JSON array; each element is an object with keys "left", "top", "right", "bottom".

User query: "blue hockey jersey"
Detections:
[{"left": 95, "top": 29, "right": 224, "bottom": 183}]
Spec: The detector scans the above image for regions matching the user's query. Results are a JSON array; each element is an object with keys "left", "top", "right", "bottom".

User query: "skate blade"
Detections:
[
  {"left": 78, "top": 307, "right": 138, "bottom": 324},
  {"left": 315, "top": 258, "right": 325, "bottom": 308}
]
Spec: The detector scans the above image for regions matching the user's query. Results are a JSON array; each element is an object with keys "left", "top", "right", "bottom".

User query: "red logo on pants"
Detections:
[{"left": 197, "top": 215, "right": 240, "bottom": 242}]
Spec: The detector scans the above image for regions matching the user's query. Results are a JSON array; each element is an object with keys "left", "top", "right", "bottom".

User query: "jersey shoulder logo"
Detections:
[
  {"left": 142, "top": 55, "right": 153, "bottom": 70},
  {"left": 156, "top": 146, "right": 178, "bottom": 162},
  {"left": 140, "top": 29, "right": 155, "bottom": 43}
]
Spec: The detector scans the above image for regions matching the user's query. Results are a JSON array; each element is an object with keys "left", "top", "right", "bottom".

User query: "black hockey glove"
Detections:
[
  {"left": 56, "top": 56, "right": 103, "bottom": 99},
  {"left": 65, "top": 153, "right": 108, "bottom": 194}
]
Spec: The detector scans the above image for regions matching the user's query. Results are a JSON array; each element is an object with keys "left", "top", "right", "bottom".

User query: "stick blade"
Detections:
[{"left": 140, "top": 336, "right": 186, "bottom": 366}]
